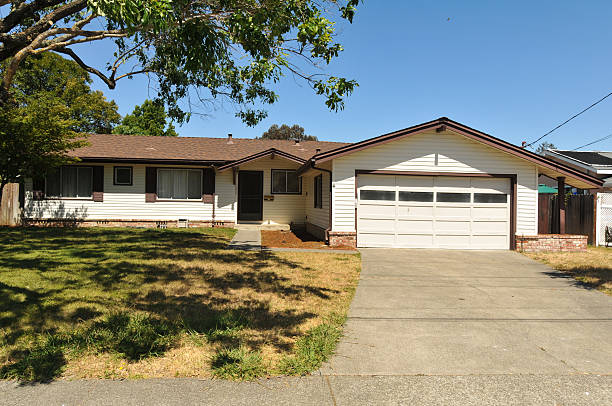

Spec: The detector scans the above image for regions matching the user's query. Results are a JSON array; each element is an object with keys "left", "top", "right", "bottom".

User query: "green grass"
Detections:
[
  {"left": 277, "top": 313, "right": 346, "bottom": 375},
  {"left": 0, "top": 227, "right": 360, "bottom": 381},
  {"left": 211, "top": 347, "right": 266, "bottom": 380}
]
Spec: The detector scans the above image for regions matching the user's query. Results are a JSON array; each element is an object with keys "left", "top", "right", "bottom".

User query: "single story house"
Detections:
[
  {"left": 24, "top": 117, "right": 602, "bottom": 249},
  {"left": 543, "top": 149, "right": 612, "bottom": 245}
]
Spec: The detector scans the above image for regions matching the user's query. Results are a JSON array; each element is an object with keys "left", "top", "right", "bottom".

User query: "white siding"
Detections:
[
  {"left": 304, "top": 170, "right": 331, "bottom": 229},
  {"left": 332, "top": 130, "right": 538, "bottom": 235},
  {"left": 239, "top": 157, "right": 306, "bottom": 224},
  {"left": 24, "top": 163, "right": 236, "bottom": 222}
]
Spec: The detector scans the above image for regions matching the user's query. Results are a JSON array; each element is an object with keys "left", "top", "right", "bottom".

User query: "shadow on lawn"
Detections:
[
  {"left": 0, "top": 227, "right": 334, "bottom": 382},
  {"left": 543, "top": 266, "right": 612, "bottom": 294}
]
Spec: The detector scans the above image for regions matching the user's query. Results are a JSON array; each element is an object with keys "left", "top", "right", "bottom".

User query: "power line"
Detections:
[
  {"left": 525, "top": 91, "right": 612, "bottom": 148},
  {"left": 572, "top": 132, "right": 612, "bottom": 150}
]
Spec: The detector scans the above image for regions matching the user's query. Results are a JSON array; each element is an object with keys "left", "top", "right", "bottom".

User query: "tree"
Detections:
[
  {"left": 536, "top": 142, "right": 556, "bottom": 155},
  {"left": 0, "top": 0, "right": 361, "bottom": 126},
  {"left": 9, "top": 52, "right": 121, "bottom": 133},
  {"left": 0, "top": 96, "right": 85, "bottom": 199},
  {"left": 259, "top": 124, "right": 318, "bottom": 141},
  {"left": 1, "top": 51, "right": 121, "bottom": 199},
  {"left": 113, "top": 100, "right": 178, "bottom": 137}
]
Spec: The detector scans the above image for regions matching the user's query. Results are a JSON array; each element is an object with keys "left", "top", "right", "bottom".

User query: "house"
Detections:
[
  {"left": 23, "top": 117, "right": 602, "bottom": 249},
  {"left": 542, "top": 149, "right": 612, "bottom": 245}
]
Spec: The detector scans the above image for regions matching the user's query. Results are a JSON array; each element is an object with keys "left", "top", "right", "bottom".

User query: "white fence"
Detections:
[{"left": 596, "top": 192, "right": 612, "bottom": 246}]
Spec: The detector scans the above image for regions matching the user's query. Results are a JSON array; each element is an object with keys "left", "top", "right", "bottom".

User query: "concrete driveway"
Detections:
[{"left": 321, "top": 249, "right": 612, "bottom": 375}]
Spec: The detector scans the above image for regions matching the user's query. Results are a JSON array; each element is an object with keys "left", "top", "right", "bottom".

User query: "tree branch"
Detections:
[{"left": 53, "top": 47, "right": 117, "bottom": 89}]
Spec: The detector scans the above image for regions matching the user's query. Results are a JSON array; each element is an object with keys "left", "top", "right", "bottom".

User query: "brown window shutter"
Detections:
[
  {"left": 202, "top": 168, "right": 215, "bottom": 202},
  {"left": 145, "top": 167, "right": 157, "bottom": 202},
  {"left": 92, "top": 166, "right": 104, "bottom": 202},
  {"left": 32, "top": 178, "right": 45, "bottom": 201}
]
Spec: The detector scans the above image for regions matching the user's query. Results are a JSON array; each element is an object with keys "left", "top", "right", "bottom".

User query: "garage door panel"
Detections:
[
  {"left": 472, "top": 220, "right": 507, "bottom": 234},
  {"left": 435, "top": 177, "right": 470, "bottom": 189},
  {"left": 396, "top": 234, "right": 434, "bottom": 247},
  {"left": 360, "top": 203, "right": 395, "bottom": 217},
  {"left": 436, "top": 234, "right": 470, "bottom": 249},
  {"left": 358, "top": 233, "right": 395, "bottom": 247},
  {"left": 435, "top": 206, "right": 471, "bottom": 218},
  {"left": 359, "top": 218, "right": 396, "bottom": 231},
  {"left": 471, "top": 178, "right": 510, "bottom": 193},
  {"left": 396, "top": 219, "right": 434, "bottom": 233},
  {"left": 472, "top": 206, "right": 508, "bottom": 220},
  {"left": 397, "top": 205, "right": 434, "bottom": 217},
  {"left": 358, "top": 175, "right": 395, "bottom": 187},
  {"left": 356, "top": 175, "right": 510, "bottom": 250},
  {"left": 471, "top": 235, "right": 507, "bottom": 249},
  {"left": 396, "top": 176, "right": 434, "bottom": 188},
  {"left": 435, "top": 221, "right": 471, "bottom": 234}
]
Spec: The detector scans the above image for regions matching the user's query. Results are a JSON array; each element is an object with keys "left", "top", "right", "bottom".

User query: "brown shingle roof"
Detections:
[{"left": 70, "top": 133, "right": 350, "bottom": 163}]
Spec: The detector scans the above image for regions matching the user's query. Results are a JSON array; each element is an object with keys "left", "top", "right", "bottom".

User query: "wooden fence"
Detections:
[
  {"left": 0, "top": 183, "right": 21, "bottom": 226},
  {"left": 538, "top": 194, "right": 594, "bottom": 244}
]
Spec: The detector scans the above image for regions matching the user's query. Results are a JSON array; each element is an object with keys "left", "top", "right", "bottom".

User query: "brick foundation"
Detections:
[
  {"left": 516, "top": 234, "right": 587, "bottom": 252},
  {"left": 328, "top": 231, "right": 357, "bottom": 248},
  {"left": 23, "top": 218, "right": 235, "bottom": 229}
]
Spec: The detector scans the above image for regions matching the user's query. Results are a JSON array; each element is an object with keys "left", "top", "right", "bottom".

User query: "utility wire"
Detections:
[
  {"left": 572, "top": 132, "right": 612, "bottom": 150},
  {"left": 525, "top": 91, "right": 612, "bottom": 148}
]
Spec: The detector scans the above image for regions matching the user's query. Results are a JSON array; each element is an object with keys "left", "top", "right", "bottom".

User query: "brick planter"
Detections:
[
  {"left": 516, "top": 234, "right": 587, "bottom": 252},
  {"left": 328, "top": 231, "right": 357, "bottom": 248}
]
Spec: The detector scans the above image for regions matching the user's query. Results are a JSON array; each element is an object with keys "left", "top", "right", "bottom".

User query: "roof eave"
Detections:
[{"left": 217, "top": 148, "right": 307, "bottom": 172}]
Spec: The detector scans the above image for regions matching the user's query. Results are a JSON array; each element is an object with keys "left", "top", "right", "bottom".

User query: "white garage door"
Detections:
[{"left": 357, "top": 175, "right": 510, "bottom": 249}]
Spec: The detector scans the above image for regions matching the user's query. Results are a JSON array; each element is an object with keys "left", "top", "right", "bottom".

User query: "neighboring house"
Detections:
[
  {"left": 543, "top": 149, "right": 612, "bottom": 245},
  {"left": 24, "top": 117, "right": 602, "bottom": 249}
]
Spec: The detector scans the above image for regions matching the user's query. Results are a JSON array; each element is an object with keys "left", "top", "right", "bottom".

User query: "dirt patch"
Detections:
[{"left": 261, "top": 230, "right": 356, "bottom": 251}]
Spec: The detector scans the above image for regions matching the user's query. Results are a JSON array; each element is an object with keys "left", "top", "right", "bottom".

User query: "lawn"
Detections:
[
  {"left": 0, "top": 227, "right": 360, "bottom": 382},
  {"left": 524, "top": 246, "right": 612, "bottom": 296}
]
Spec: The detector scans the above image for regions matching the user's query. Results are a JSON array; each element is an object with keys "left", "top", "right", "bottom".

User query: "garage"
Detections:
[{"left": 357, "top": 174, "right": 511, "bottom": 249}]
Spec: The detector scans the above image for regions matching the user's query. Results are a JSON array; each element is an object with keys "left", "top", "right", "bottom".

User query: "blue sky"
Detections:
[{"left": 73, "top": 0, "right": 612, "bottom": 151}]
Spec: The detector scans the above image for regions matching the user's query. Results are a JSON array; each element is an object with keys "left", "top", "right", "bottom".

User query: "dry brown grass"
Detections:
[
  {"left": 0, "top": 227, "right": 360, "bottom": 381},
  {"left": 524, "top": 246, "right": 612, "bottom": 296}
]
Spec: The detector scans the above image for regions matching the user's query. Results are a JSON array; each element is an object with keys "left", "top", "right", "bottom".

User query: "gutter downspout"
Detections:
[{"left": 310, "top": 161, "right": 333, "bottom": 243}]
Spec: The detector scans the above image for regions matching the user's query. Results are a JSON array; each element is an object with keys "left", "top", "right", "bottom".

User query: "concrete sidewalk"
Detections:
[
  {"left": 2, "top": 375, "right": 611, "bottom": 405},
  {"left": 227, "top": 228, "right": 261, "bottom": 250}
]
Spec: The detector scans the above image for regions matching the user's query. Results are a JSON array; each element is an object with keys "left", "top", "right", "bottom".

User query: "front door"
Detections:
[{"left": 238, "top": 171, "right": 264, "bottom": 221}]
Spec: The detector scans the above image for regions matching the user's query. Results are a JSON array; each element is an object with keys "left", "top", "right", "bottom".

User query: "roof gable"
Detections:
[{"left": 309, "top": 117, "right": 602, "bottom": 188}]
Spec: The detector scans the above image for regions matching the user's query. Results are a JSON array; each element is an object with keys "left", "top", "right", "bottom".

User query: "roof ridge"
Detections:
[{"left": 88, "top": 133, "right": 349, "bottom": 144}]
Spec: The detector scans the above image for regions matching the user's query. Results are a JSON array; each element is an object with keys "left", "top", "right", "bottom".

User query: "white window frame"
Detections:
[
  {"left": 45, "top": 166, "right": 93, "bottom": 199},
  {"left": 271, "top": 169, "right": 302, "bottom": 195},
  {"left": 156, "top": 168, "right": 203, "bottom": 200}
]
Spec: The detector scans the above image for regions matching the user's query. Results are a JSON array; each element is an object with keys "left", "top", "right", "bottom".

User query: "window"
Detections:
[
  {"left": 399, "top": 191, "right": 434, "bottom": 202},
  {"left": 474, "top": 193, "right": 507, "bottom": 203},
  {"left": 114, "top": 166, "right": 133, "bottom": 186},
  {"left": 360, "top": 190, "right": 396, "bottom": 201},
  {"left": 157, "top": 169, "right": 202, "bottom": 200},
  {"left": 271, "top": 170, "right": 301, "bottom": 194},
  {"left": 314, "top": 175, "right": 323, "bottom": 208},
  {"left": 46, "top": 166, "right": 93, "bottom": 198},
  {"left": 436, "top": 192, "right": 471, "bottom": 203}
]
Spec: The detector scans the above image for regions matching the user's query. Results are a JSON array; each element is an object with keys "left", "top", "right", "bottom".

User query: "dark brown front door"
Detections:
[{"left": 238, "top": 171, "right": 263, "bottom": 221}]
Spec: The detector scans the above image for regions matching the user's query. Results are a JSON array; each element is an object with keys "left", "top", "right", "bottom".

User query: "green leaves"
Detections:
[
  {"left": 113, "top": 99, "right": 178, "bottom": 137},
  {"left": 88, "top": 0, "right": 175, "bottom": 31},
  {"left": 314, "top": 76, "right": 358, "bottom": 112}
]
